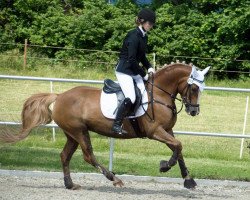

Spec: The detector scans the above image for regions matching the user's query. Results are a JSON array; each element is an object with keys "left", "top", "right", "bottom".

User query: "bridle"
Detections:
[
  {"left": 143, "top": 73, "right": 199, "bottom": 122},
  {"left": 181, "top": 84, "right": 200, "bottom": 109}
]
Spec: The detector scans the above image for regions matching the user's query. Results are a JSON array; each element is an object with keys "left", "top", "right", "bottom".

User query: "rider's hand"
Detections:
[
  {"left": 148, "top": 67, "right": 155, "bottom": 74},
  {"left": 143, "top": 74, "right": 149, "bottom": 81}
]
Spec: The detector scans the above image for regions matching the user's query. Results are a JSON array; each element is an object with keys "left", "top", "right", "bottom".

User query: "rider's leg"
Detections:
[
  {"left": 132, "top": 74, "right": 145, "bottom": 93},
  {"left": 116, "top": 72, "right": 136, "bottom": 104},
  {"left": 112, "top": 97, "right": 132, "bottom": 134},
  {"left": 112, "top": 72, "right": 135, "bottom": 134}
]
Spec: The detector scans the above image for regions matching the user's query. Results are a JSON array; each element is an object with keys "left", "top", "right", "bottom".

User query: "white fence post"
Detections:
[
  {"left": 109, "top": 138, "right": 115, "bottom": 171},
  {"left": 50, "top": 81, "right": 56, "bottom": 142},
  {"left": 240, "top": 96, "right": 249, "bottom": 159}
]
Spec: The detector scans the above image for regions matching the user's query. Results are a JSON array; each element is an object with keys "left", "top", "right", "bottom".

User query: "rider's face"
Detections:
[{"left": 142, "top": 21, "right": 154, "bottom": 32}]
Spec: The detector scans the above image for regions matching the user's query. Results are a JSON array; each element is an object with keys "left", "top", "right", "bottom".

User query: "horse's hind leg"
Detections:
[
  {"left": 79, "top": 131, "right": 124, "bottom": 187},
  {"left": 60, "top": 133, "right": 80, "bottom": 190}
]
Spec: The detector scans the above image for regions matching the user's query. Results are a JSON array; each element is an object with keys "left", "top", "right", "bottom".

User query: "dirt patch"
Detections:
[{"left": 0, "top": 170, "right": 249, "bottom": 200}]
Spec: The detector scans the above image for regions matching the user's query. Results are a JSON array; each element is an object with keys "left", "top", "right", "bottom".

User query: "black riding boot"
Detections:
[{"left": 112, "top": 98, "right": 132, "bottom": 134}]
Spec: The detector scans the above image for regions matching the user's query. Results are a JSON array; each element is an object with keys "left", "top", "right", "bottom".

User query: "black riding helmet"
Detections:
[{"left": 137, "top": 8, "right": 156, "bottom": 24}]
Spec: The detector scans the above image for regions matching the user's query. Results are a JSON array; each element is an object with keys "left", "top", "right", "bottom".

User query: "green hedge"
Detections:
[{"left": 0, "top": 0, "right": 249, "bottom": 78}]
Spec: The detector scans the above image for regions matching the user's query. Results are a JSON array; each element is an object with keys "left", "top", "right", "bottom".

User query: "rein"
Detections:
[{"left": 143, "top": 73, "right": 184, "bottom": 122}]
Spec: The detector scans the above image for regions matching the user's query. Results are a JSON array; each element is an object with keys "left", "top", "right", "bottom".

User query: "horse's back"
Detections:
[
  {"left": 58, "top": 85, "right": 101, "bottom": 100},
  {"left": 52, "top": 85, "right": 103, "bottom": 131}
]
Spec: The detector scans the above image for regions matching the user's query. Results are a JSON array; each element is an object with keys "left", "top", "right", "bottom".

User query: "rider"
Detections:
[{"left": 112, "top": 8, "right": 156, "bottom": 134}]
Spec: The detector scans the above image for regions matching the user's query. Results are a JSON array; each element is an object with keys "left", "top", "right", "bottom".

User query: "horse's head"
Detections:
[{"left": 179, "top": 66, "right": 210, "bottom": 116}]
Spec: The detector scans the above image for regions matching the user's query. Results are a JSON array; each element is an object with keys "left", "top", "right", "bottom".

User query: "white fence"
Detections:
[{"left": 0, "top": 75, "right": 249, "bottom": 169}]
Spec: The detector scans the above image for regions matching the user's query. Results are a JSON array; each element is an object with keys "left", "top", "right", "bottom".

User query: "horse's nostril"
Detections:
[{"left": 190, "top": 111, "right": 196, "bottom": 116}]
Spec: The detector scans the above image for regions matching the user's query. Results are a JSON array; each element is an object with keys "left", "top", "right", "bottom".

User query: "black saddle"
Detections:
[{"left": 103, "top": 79, "right": 142, "bottom": 116}]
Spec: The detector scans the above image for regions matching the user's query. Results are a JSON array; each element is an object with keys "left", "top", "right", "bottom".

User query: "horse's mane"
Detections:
[
  {"left": 157, "top": 60, "right": 194, "bottom": 72},
  {"left": 155, "top": 60, "right": 194, "bottom": 77}
]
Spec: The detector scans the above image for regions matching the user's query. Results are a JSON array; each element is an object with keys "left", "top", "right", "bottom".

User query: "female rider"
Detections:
[{"left": 112, "top": 8, "right": 156, "bottom": 134}]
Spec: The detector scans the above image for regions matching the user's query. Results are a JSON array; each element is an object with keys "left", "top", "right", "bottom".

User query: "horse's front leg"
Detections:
[
  {"left": 164, "top": 129, "right": 197, "bottom": 189},
  {"left": 178, "top": 155, "right": 197, "bottom": 189},
  {"left": 151, "top": 126, "right": 182, "bottom": 171},
  {"left": 154, "top": 130, "right": 197, "bottom": 189}
]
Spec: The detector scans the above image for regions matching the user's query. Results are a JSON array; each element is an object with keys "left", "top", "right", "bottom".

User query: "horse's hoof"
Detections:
[
  {"left": 65, "top": 184, "right": 81, "bottom": 190},
  {"left": 159, "top": 160, "right": 171, "bottom": 172},
  {"left": 184, "top": 178, "right": 197, "bottom": 189},
  {"left": 71, "top": 184, "right": 81, "bottom": 190},
  {"left": 64, "top": 176, "right": 74, "bottom": 189},
  {"left": 65, "top": 183, "right": 81, "bottom": 190},
  {"left": 113, "top": 177, "right": 124, "bottom": 187},
  {"left": 64, "top": 176, "right": 81, "bottom": 190}
]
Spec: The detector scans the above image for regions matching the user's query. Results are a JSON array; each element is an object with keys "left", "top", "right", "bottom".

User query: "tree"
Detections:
[
  {"left": 0, "top": 0, "right": 249, "bottom": 78},
  {"left": 149, "top": 0, "right": 250, "bottom": 78}
]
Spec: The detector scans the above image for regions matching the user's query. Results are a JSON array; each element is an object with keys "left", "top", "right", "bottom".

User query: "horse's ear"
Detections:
[
  {"left": 201, "top": 66, "right": 211, "bottom": 76},
  {"left": 191, "top": 66, "right": 199, "bottom": 78}
]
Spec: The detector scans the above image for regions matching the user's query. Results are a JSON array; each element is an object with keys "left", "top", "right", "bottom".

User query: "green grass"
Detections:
[
  {"left": 0, "top": 130, "right": 249, "bottom": 181},
  {"left": 0, "top": 64, "right": 250, "bottom": 181}
]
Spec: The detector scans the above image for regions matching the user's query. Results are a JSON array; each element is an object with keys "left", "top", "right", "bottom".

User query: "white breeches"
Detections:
[{"left": 115, "top": 72, "right": 144, "bottom": 104}]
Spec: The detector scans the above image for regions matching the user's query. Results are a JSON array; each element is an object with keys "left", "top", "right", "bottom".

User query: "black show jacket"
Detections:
[{"left": 115, "top": 27, "right": 152, "bottom": 78}]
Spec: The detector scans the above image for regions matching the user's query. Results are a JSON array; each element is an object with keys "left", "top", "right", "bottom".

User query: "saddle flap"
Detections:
[
  {"left": 100, "top": 84, "right": 148, "bottom": 119},
  {"left": 102, "top": 78, "right": 146, "bottom": 118}
]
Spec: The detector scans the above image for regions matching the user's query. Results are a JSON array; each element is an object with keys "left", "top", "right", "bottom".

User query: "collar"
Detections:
[{"left": 138, "top": 26, "right": 146, "bottom": 37}]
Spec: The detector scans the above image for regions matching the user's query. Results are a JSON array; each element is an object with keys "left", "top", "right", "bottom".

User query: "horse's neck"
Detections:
[{"left": 154, "top": 64, "right": 190, "bottom": 95}]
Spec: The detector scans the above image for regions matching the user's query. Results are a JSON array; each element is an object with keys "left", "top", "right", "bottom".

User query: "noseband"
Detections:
[
  {"left": 181, "top": 84, "right": 200, "bottom": 108},
  {"left": 144, "top": 73, "right": 199, "bottom": 122}
]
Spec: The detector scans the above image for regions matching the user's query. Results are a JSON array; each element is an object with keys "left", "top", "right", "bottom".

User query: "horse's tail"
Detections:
[{"left": 0, "top": 93, "right": 58, "bottom": 143}]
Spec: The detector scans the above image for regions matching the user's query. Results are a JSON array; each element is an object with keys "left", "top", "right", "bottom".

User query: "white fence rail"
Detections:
[
  {"left": 0, "top": 74, "right": 249, "bottom": 139},
  {"left": 1, "top": 74, "right": 250, "bottom": 92},
  {"left": 1, "top": 121, "right": 250, "bottom": 139},
  {"left": 0, "top": 75, "right": 249, "bottom": 169}
]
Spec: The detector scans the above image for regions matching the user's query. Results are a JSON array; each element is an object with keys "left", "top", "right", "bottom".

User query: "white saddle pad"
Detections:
[{"left": 100, "top": 82, "right": 148, "bottom": 119}]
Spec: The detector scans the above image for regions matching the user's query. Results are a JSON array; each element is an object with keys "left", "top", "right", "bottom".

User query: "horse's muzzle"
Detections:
[{"left": 185, "top": 104, "right": 200, "bottom": 116}]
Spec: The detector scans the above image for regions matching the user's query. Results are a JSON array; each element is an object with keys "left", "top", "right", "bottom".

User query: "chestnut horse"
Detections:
[{"left": 0, "top": 63, "right": 210, "bottom": 190}]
